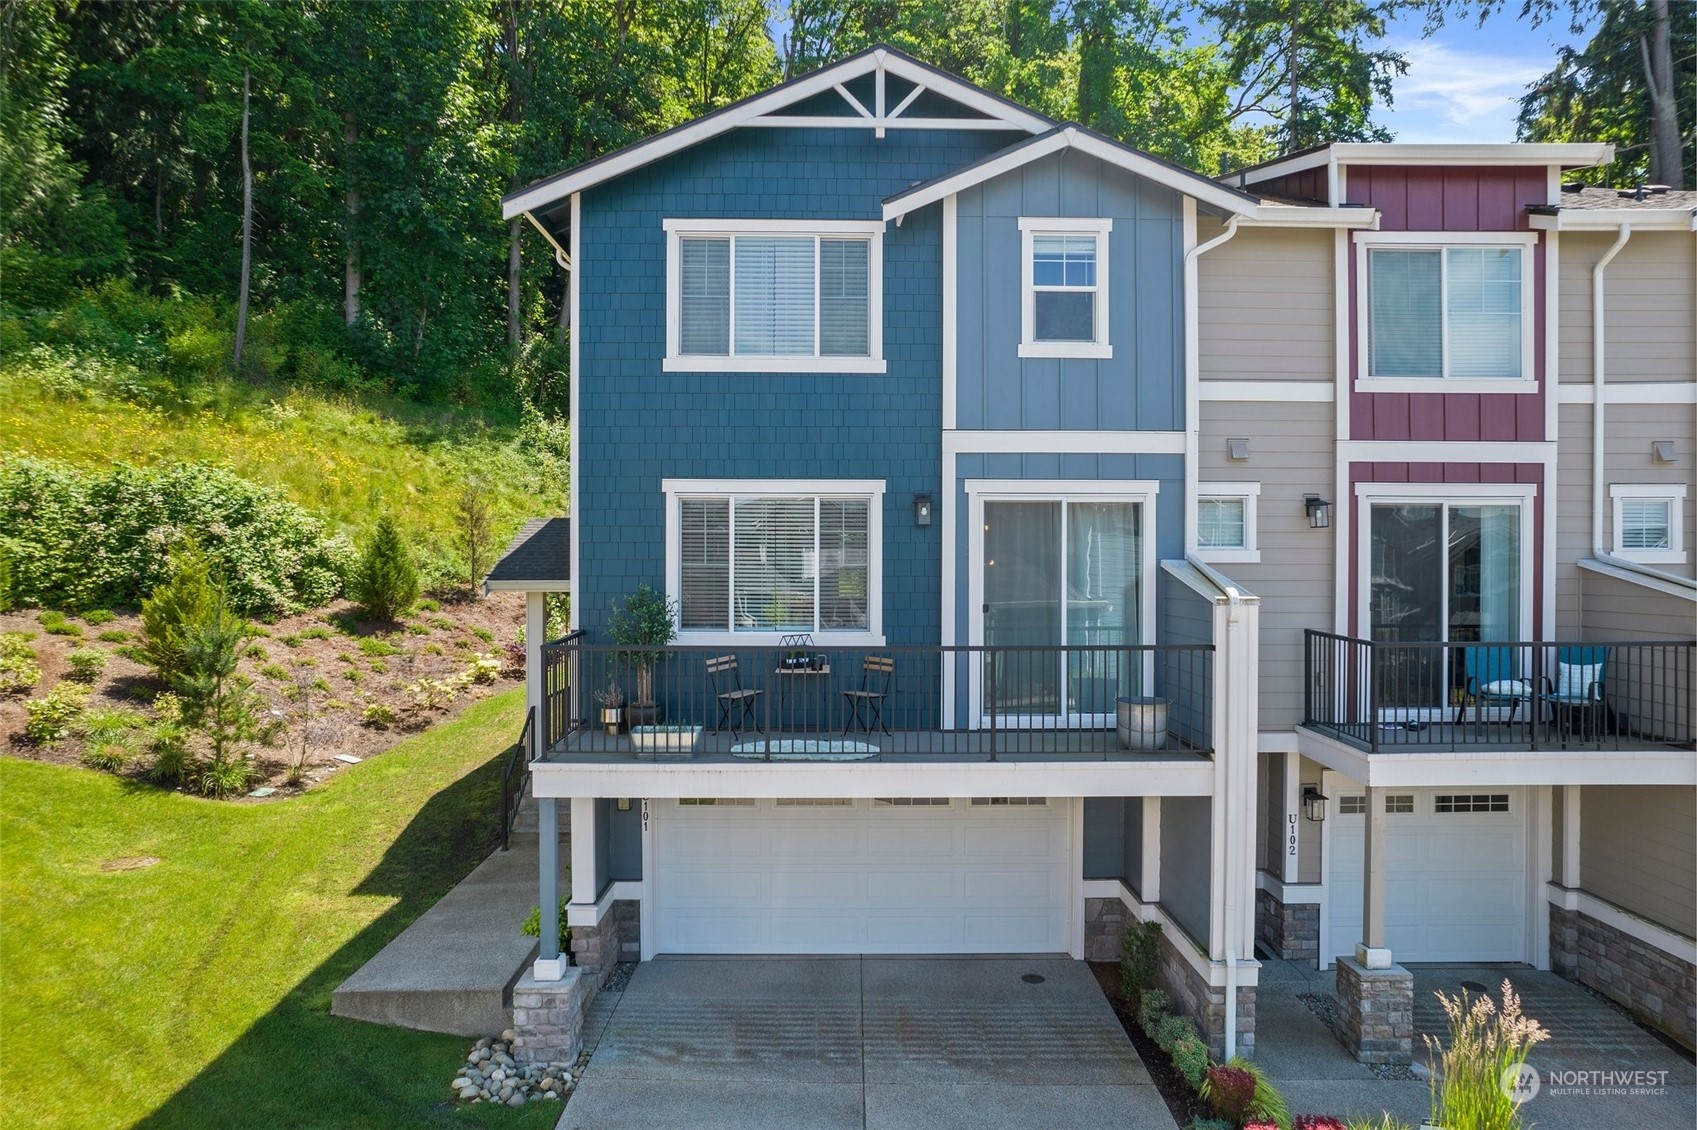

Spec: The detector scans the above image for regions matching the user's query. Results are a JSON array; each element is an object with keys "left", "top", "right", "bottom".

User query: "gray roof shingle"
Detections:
[{"left": 484, "top": 517, "right": 570, "bottom": 591}]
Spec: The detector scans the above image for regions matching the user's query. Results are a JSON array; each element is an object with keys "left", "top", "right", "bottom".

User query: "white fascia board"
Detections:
[
  {"left": 1228, "top": 143, "right": 1615, "bottom": 187},
  {"left": 482, "top": 580, "right": 572, "bottom": 593},
  {"left": 1295, "top": 727, "right": 1697, "bottom": 788},
  {"left": 506, "top": 52, "right": 1050, "bottom": 220},
  {"left": 1576, "top": 555, "right": 1697, "bottom": 601},
  {"left": 1242, "top": 207, "right": 1379, "bottom": 229},
  {"left": 1528, "top": 209, "right": 1697, "bottom": 231},
  {"left": 530, "top": 758, "right": 1216, "bottom": 800},
  {"left": 884, "top": 127, "right": 1259, "bottom": 221}
]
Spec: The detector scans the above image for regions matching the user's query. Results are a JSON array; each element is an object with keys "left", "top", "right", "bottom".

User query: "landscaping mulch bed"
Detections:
[
  {"left": 1089, "top": 961, "right": 1213, "bottom": 1128},
  {"left": 1, "top": 592, "right": 526, "bottom": 796}
]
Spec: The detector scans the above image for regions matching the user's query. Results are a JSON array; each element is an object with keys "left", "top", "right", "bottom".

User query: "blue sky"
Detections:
[{"left": 1373, "top": 11, "right": 1591, "bottom": 143}]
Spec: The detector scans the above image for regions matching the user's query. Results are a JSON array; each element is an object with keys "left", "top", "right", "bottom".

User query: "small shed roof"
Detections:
[{"left": 483, "top": 518, "right": 571, "bottom": 593}]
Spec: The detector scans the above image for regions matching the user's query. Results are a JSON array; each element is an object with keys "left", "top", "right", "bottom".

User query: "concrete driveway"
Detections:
[{"left": 557, "top": 956, "right": 1173, "bottom": 1130}]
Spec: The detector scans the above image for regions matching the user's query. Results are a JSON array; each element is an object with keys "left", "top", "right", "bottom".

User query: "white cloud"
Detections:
[{"left": 1379, "top": 39, "right": 1550, "bottom": 144}]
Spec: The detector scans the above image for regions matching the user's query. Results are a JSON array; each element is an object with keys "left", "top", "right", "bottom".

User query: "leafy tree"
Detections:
[{"left": 348, "top": 513, "right": 418, "bottom": 621}]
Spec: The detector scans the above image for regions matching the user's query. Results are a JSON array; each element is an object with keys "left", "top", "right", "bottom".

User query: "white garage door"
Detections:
[
  {"left": 653, "top": 797, "right": 1072, "bottom": 954},
  {"left": 1326, "top": 779, "right": 1527, "bottom": 964}
]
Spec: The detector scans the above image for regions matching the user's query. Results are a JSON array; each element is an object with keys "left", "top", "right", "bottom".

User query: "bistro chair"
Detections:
[
  {"left": 1455, "top": 645, "right": 1532, "bottom": 728},
  {"left": 1541, "top": 645, "right": 1610, "bottom": 745},
  {"left": 842, "top": 654, "right": 894, "bottom": 736},
  {"left": 707, "top": 654, "right": 763, "bottom": 738}
]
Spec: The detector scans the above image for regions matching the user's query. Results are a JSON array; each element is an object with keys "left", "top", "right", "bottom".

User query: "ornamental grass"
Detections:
[{"left": 1425, "top": 979, "right": 1549, "bottom": 1130}]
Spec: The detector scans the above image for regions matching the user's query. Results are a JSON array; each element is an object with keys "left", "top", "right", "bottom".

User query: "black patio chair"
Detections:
[
  {"left": 842, "top": 654, "right": 893, "bottom": 735},
  {"left": 707, "top": 654, "right": 762, "bottom": 738}
]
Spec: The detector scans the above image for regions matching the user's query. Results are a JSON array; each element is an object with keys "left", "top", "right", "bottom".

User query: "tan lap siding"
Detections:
[
  {"left": 1197, "top": 224, "right": 1334, "bottom": 383},
  {"left": 1579, "top": 785, "right": 1697, "bottom": 937},
  {"left": 1559, "top": 231, "right": 1697, "bottom": 385}
]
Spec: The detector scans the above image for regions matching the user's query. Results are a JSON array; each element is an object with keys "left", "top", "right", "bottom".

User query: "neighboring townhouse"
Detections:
[
  {"left": 1205, "top": 147, "right": 1697, "bottom": 1055},
  {"left": 488, "top": 49, "right": 1695, "bottom": 1066}
]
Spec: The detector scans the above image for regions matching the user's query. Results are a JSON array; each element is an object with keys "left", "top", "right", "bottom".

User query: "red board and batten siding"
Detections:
[
  {"left": 1346, "top": 462, "right": 1546, "bottom": 640},
  {"left": 1344, "top": 165, "right": 1551, "bottom": 444}
]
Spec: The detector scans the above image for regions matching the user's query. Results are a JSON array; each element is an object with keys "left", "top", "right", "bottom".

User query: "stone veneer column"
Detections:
[
  {"left": 511, "top": 967, "right": 588, "bottom": 1065},
  {"left": 1335, "top": 955, "right": 1413, "bottom": 1065},
  {"left": 1255, "top": 888, "right": 1319, "bottom": 962},
  {"left": 1084, "top": 897, "right": 1130, "bottom": 963},
  {"left": 568, "top": 899, "right": 642, "bottom": 986},
  {"left": 1153, "top": 926, "right": 1256, "bottom": 1060}
]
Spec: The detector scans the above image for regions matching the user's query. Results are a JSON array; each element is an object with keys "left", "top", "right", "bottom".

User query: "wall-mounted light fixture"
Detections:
[
  {"left": 1227, "top": 438, "right": 1251, "bottom": 462},
  {"left": 1302, "top": 785, "right": 1328, "bottom": 822},
  {"left": 616, "top": 798, "right": 632, "bottom": 812},
  {"left": 1304, "top": 495, "right": 1332, "bottom": 529},
  {"left": 1651, "top": 440, "right": 1677, "bottom": 464},
  {"left": 913, "top": 493, "right": 934, "bottom": 527}
]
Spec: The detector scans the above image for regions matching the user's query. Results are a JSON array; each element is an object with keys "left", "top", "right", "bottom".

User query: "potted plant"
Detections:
[
  {"left": 593, "top": 681, "right": 625, "bottom": 736},
  {"left": 607, "top": 584, "right": 678, "bottom": 728}
]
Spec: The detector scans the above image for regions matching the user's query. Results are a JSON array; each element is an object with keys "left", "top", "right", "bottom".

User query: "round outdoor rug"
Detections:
[{"left": 730, "top": 739, "right": 879, "bottom": 760}]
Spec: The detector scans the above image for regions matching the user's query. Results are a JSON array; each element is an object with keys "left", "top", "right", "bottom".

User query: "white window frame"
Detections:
[
  {"left": 1018, "top": 217, "right": 1113, "bottom": 359},
  {"left": 1194, "top": 482, "right": 1261, "bottom": 563},
  {"left": 662, "top": 478, "right": 885, "bottom": 646},
  {"left": 1610, "top": 483, "right": 1687, "bottom": 564},
  {"left": 1353, "top": 231, "right": 1538, "bottom": 395},
  {"left": 662, "top": 219, "right": 885, "bottom": 374}
]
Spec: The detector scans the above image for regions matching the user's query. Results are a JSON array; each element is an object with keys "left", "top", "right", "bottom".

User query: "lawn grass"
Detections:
[
  {"left": 0, "top": 363, "right": 566, "bottom": 548},
  {"left": 0, "top": 688, "right": 557, "bottom": 1129}
]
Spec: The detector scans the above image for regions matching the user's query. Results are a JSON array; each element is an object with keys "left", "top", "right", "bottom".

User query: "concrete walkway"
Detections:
[
  {"left": 558, "top": 956, "right": 1172, "bottom": 1130},
  {"left": 1256, "top": 957, "right": 1696, "bottom": 1129},
  {"left": 331, "top": 814, "right": 565, "bottom": 1036}
]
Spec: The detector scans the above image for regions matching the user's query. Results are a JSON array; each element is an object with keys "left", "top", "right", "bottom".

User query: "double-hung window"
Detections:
[
  {"left": 666, "top": 479, "right": 884, "bottom": 643},
  {"left": 1019, "top": 218, "right": 1112, "bottom": 358},
  {"left": 1610, "top": 484, "right": 1687, "bottom": 564},
  {"left": 1358, "top": 234, "right": 1534, "bottom": 391},
  {"left": 664, "top": 220, "right": 884, "bottom": 372}
]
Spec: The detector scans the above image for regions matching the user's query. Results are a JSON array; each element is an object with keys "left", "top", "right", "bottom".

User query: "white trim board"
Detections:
[
  {"left": 1224, "top": 143, "right": 1613, "bottom": 188},
  {"left": 942, "top": 430, "right": 1185, "bottom": 455},
  {"left": 1018, "top": 217, "right": 1113, "bottom": 360},
  {"left": 1529, "top": 209, "right": 1697, "bottom": 232},
  {"left": 1556, "top": 382, "right": 1697, "bottom": 404},
  {"left": 1293, "top": 725, "right": 1697, "bottom": 788},
  {"left": 1337, "top": 440, "right": 1557, "bottom": 462},
  {"left": 1546, "top": 884, "right": 1697, "bottom": 964}
]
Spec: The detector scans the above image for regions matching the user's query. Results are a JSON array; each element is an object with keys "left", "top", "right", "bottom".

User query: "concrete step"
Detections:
[{"left": 331, "top": 832, "right": 567, "bottom": 1037}]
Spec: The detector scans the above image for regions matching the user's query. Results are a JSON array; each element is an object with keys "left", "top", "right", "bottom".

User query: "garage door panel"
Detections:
[
  {"left": 656, "top": 798, "right": 1070, "bottom": 955},
  {"left": 1327, "top": 785, "right": 1526, "bottom": 964}
]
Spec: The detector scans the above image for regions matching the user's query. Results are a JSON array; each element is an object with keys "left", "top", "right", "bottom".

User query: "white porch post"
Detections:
[
  {"left": 1140, "top": 796, "right": 1162, "bottom": 903},
  {"left": 1358, "top": 784, "right": 1391, "bottom": 967},
  {"left": 570, "top": 796, "right": 597, "bottom": 908},
  {"left": 1281, "top": 751, "right": 1301, "bottom": 884},
  {"left": 532, "top": 797, "right": 566, "bottom": 980},
  {"left": 1561, "top": 785, "right": 1582, "bottom": 888}
]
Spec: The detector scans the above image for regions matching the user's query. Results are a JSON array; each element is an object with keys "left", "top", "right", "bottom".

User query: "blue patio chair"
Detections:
[
  {"left": 1455, "top": 645, "right": 1533, "bottom": 725},
  {"left": 1541, "top": 646, "right": 1609, "bottom": 740}
]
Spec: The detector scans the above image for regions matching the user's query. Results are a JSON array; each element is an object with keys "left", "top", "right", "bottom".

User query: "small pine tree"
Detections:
[
  {"left": 349, "top": 514, "right": 418, "bottom": 621},
  {"left": 175, "top": 584, "right": 262, "bottom": 795},
  {"left": 141, "top": 545, "right": 217, "bottom": 682}
]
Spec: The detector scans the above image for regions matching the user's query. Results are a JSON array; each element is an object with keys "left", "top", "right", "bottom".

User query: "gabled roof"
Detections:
[
  {"left": 483, "top": 518, "right": 571, "bottom": 593},
  {"left": 1526, "top": 183, "right": 1697, "bottom": 231},
  {"left": 502, "top": 45, "right": 1053, "bottom": 221},
  {"left": 883, "top": 126, "right": 1379, "bottom": 227}
]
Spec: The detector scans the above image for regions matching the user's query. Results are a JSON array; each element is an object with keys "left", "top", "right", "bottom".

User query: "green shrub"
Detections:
[
  {"left": 245, "top": 643, "right": 268, "bottom": 660},
  {"left": 366, "top": 658, "right": 388, "bottom": 674},
  {"left": 406, "top": 622, "right": 430, "bottom": 635},
  {"left": 464, "top": 653, "right": 501, "bottom": 685},
  {"left": 415, "top": 598, "right": 440, "bottom": 613},
  {"left": 1, "top": 633, "right": 42, "bottom": 693},
  {"left": 40, "top": 609, "right": 82, "bottom": 636},
  {"left": 1171, "top": 1035, "right": 1210, "bottom": 1092},
  {"left": 357, "top": 636, "right": 402, "bottom": 657},
  {"left": 280, "top": 633, "right": 302, "bottom": 647},
  {"left": 192, "top": 755, "right": 256, "bottom": 798},
  {"left": 145, "top": 697, "right": 192, "bottom": 786},
  {"left": 471, "top": 626, "right": 494, "bottom": 643},
  {"left": 78, "top": 708, "right": 139, "bottom": 771},
  {"left": 1155, "top": 1014, "right": 1199, "bottom": 1056},
  {"left": 0, "top": 458, "right": 353, "bottom": 616},
  {"left": 259, "top": 663, "right": 290, "bottom": 680},
  {"left": 96, "top": 628, "right": 130, "bottom": 642},
  {"left": 65, "top": 647, "right": 108, "bottom": 681},
  {"left": 1138, "top": 988, "right": 1171, "bottom": 1037},
  {"left": 24, "top": 683, "right": 91, "bottom": 743},
  {"left": 430, "top": 616, "right": 454, "bottom": 631},
  {"left": 452, "top": 637, "right": 472, "bottom": 651},
  {"left": 82, "top": 609, "right": 117, "bottom": 625},
  {"left": 141, "top": 546, "right": 217, "bottom": 682},
  {"left": 113, "top": 644, "right": 148, "bottom": 663},
  {"left": 1203, "top": 1057, "right": 1290, "bottom": 1130},
  {"left": 360, "top": 702, "right": 396, "bottom": 729},
  {"left": 1120, "top": 919, "right": 1161, "bottom": 1008},
  {"left": 297, "top": 626, "right": 332, "bottom": 641},
  {"left": 342, "top": 668, "right": 361, "bottom": 683},
  {"left": 520, "top": 897, "right": 572, "bottom": 951},
  {"left": 347, "top": 514, "right": 417, "bottom": 621},
  {"left": 421, "top": 642, "right": 444, "bottom": 656}
]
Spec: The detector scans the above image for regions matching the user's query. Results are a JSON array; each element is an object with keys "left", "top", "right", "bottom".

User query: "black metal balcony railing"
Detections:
[
  {"left": 538, "top": 637, "right": 1214, "bottom": 762},
  {"left": 498, "top": 704, "right": 535, "bottom": 851},
  {"left": 1303, "top": 629, "right": 1696, "bottom": 753}
]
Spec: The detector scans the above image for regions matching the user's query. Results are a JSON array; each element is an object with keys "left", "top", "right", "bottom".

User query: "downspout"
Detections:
[
  {"left": 1185, "top": 217, "right": 1242, "bottom": 553},
  {"left": 1590, "top": 225, "right": 1631, "bottom": 555}
]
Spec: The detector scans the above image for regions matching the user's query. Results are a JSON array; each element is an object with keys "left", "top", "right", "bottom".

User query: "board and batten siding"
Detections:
[
  {"left": 1197, "top": 223, "right": 1334, "bottom": 382},
  {"left": 1199, "top": 401, "right": 1335, "bottom": 728},
  {"left": 1558, "top": 231, "right": 1697, "bottom": 384},
  {"left": 1160, "top": 794, "right": 1212, "bottom": 947},
  {"left": 1082, "top": 797, "right": 1146, "bottom": 893},
  {"left": 954, "top": 149, "right": 1185, "bottom": 432},
  {"left": 575, "top": 125, "right": 1019, "bottom": 643},
  {"left": 1579, "top": 785, "right": 1697, "bottom": 937}
]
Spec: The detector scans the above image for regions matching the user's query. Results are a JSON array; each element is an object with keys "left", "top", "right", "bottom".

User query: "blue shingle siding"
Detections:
[
  {"left": 575, "top": 126, "right": 1022, "bottom": 642},
  {"left": 955, "top": 150, "right": 1186, "bottom": 433}
]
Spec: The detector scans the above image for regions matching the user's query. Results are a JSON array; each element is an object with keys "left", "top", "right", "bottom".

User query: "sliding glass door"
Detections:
[
  {"left": 980, "top": 498, "right": 1143, "bottom": 724},
  {"left": 1369, "top": 502, "right": 1523, "bottom": 710}
]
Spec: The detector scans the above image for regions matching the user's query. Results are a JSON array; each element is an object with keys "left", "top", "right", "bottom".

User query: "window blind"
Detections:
[
  {"left": 680, "top": 498, "right": 730, "bottom": 629},
  {"left": 1196, "top": 498, "right": 1246, "bottom": 549},
  {"left": 734, "top": 237, "right": 815, "bottom": 356},
  {"left": 679, "top": 238, "right": 730, "bottom": 355},
  {"left": 819, "top": 239, "right": 869, "bottom": 356},
  {"left": 1369, "top": 249, "right": 1442, "bottom": 377},
  {"left": 1446, "top": 247, "right": 1521, "bottom": 377},
  {"left": 734, "top": 497, "right": 817, "bottom": 631},
  {"left": 1621, "top": 499, "right": 1672, "bottom": 550}
]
